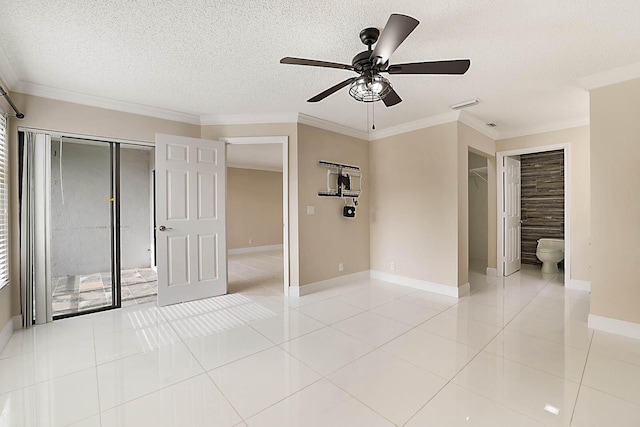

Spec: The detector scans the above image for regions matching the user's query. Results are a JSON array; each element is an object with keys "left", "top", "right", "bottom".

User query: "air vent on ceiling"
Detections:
[{"left": 450, "top": 99, "right": 479, "bottom": 110}]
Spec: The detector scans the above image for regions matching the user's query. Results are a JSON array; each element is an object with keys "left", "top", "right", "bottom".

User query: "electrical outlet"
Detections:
[
  {"left": 391, "top": 262, "right": 396, "bottom": 271},
  {"left": 338, "top": 263, "right": 344, "bottom": 271},
  {"left": 249, "top": 238, "right": 253, "bottom": 244}
]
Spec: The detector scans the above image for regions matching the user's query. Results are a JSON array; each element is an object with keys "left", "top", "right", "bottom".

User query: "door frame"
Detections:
[
  {"left": 220, "top": 136, "right": 290, "bottom": 296},
  {"left": 496, "top": 143, "right": 570, "bottom": 287}
]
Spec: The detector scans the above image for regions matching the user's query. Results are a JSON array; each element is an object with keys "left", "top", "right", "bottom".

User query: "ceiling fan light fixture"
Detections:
[{"left": 348, "top": 74, "right": 392, "bottom": 102}]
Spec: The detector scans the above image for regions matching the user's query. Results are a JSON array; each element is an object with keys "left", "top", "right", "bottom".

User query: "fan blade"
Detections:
[
  {"left": 280, "top": 57, "right": 354, "bottom": 71},
  {"left": 308, "top": 77, "right": 357, "bottom": 102},
  {"left": 370, "top": 14, "right": 419, "bottom": 65},
  {"left": 382, "top": 88, "right": 402, "bottom": 107},
  {"left": 387, "top": 59, "right": 471, "bottom": 75}
]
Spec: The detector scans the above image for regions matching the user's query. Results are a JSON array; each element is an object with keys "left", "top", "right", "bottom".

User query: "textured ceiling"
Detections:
[{"left": 1, "top": 0, "right": 639, "bottom": 136}]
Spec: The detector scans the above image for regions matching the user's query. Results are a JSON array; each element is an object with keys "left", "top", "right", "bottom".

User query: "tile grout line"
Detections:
[
  {"left": 95, "top": 315, "right": 242, "bottom": 420},
  {"left": 7, "top": 253, "right": 284, "bottom": 424},
  {"left": 91, "top": 319, "right": 103, "bottom": 426},
  {"left": 217, "top": 286, "right": 441, "bottom": 425},
  {"left": 402, "top": 273, "right": 565, "bottom": 425},
  {"left": 570, "top": 328, "right": 595, "bottom": 425},
  {"left": 319, "top": 280, "right": 499, "bottom": 425},
  {"left": 302, "top": 293, "right": 461, "bottom": 426},
  {"left": 166, "top": 307, "right": 247, "bottom": 423}
]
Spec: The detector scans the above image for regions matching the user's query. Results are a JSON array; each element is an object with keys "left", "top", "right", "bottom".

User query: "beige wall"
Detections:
[
  {"left": 227, "top": 167, "right": 283, "bottom": 250},
  {"left": 370, "top": 122, "right": 459, "bottom": 287},
  {"left": 590, "top": 78, "right": 640, "bottom": 323},
  {"left": 296, "top": 124, "right": 369, "bottom": 286},
  {"left": 496, "top": 125, "right": 590, "bottom": 282},
  {"left": 6, "top": 93, "right": 202, "bottom": 318}
]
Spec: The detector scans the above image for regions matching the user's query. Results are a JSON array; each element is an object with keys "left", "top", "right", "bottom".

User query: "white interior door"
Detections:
[
  {"left": 155, "top": 134, "right": 227, "bottom": 306},
  {"left": 503, "top": 156, "right": 521, "bottom": 276}
]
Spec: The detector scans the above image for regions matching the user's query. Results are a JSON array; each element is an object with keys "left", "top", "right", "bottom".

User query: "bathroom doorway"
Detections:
[{"left": 497, "top": 144, "right": 570, "bottom": 286}]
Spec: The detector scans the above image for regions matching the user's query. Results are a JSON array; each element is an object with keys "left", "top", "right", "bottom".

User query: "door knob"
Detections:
[{"left": 158, "top": 225, "right": 173, "bottom": 231}]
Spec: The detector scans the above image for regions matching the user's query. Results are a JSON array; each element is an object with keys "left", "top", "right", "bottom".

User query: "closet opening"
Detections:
[{"left": 468, "top": 151, "right": 489, "bottom": 275}]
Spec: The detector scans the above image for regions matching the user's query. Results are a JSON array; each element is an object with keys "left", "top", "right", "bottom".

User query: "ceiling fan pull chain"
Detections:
[{"left": 372, "top": 102, "right": 376, "bottom": 130}]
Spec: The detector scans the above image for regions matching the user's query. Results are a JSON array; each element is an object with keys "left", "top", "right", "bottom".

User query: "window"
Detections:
[{"left": 0, "top": 113, "right": 7, "bottom": 289}]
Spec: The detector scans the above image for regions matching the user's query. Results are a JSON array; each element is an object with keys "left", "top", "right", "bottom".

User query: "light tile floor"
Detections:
[{"left": 3, "top": 263, "right": 640, "bottom": 426}]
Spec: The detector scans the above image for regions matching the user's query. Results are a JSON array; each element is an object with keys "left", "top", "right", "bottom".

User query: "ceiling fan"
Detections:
[{"left": 280, "top": 14, "right": 470, "bottom": 107}]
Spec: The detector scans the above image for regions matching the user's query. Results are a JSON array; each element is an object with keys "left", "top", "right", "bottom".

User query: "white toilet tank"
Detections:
[{"left": 537, "top": 238, "right": 564, "bottom": 251}]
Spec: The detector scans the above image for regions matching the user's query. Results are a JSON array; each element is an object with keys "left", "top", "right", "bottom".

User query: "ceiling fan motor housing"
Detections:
[
  {"left": 359, "top": 27, "right": 380, "bottom": 46},
  {"left": 352, "top": 51, "right": 375, "bottom": 72}
]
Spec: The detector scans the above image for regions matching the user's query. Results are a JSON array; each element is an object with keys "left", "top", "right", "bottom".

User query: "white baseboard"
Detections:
[
  {"left": 567, "top": 279, "right": 591, "bottom": 292},
  {"left": 486, "top": 267, "right": 498, "bottom": 277},
  {"left": 370, "top": 270, "right": 465, "bottom": 298},
  {"left": 588, "top": 314, "right": 640, "bottom": 340},
  {"left": 0, "top": 316, "right": 17, "bottom": 354},
  {"left": 228, "top": 244, "right": 283, "bottom": 255},
  {"left": 290, "top": 271, "right": 370, "bottom": 297}
]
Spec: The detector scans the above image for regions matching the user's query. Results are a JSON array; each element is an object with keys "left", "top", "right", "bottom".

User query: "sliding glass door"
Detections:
[
  {"left": 49, "top": 138, "right": 120, "bottom": 318},
  {"left": 21, "top": 130, "right": 159, "bottom": 324}
]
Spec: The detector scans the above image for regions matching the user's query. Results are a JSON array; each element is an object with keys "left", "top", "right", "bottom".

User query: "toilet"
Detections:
[{"left": 536, "top": 238, "right": 565, "bottom": 273}]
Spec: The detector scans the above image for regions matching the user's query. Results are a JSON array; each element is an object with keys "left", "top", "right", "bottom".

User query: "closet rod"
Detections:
[{"left": 0, "top": 85, "right": 25, "bottom": 119}]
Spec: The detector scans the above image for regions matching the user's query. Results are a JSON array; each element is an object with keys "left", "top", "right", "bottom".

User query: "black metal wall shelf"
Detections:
[{"left": 317, "top": 160, "right": 362, "bottom": 198}]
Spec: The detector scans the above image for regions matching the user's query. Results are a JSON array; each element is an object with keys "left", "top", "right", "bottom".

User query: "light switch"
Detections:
[{"left": 307, "top": 206, "right": 315, "bottom": 215}]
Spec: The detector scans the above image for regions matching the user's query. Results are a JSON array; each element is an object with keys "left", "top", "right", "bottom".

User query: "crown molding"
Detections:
[
  {"left": 297, "top": 113, "right": 369, "bottom": 140},
  {"left": 200, "top": 112, "right": 298, "bottom": 126},
  {"left": 0, "top": 47, "right": 19, "bottom": 88},
  {"left": 497, "top": 116, "right": 590, "bottom": 140},
  {"left": 458, "top": 110, "right": 499, "bottom": 140},
  {"left": 577, "top": 62, "right": 640, "bottom": 90},
  {"left": 369, "top": 111, "right": 460, "bottom": 141},
  {"left": 14, "top": 81, "right": 201, "bottom": 124},
  {"left": 221, "top": 136, "right": 288, "bottom": 145},
  {"left": 0, "top": 52, "right": 591, "bottom": 142}
]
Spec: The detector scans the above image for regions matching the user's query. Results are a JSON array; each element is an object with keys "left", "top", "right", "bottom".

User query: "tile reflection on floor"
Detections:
[{"left": 4, "top": 263, "right": 640, "bottom": 426}]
